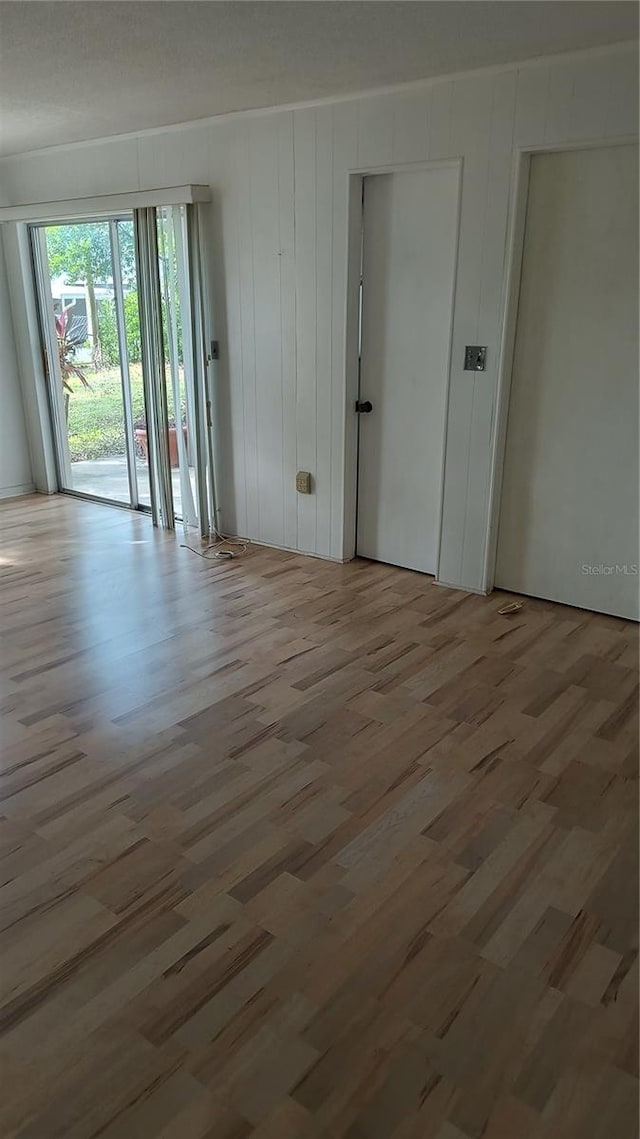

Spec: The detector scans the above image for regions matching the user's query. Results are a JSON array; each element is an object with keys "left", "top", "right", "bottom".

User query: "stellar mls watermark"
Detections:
[{"left": 581, "top": 563, "right": 638, "bottom": 576}]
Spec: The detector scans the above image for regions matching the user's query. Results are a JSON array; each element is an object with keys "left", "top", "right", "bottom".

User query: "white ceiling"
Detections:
[{"left": 0, "top": 1, "right": 637, "bottom": 158}]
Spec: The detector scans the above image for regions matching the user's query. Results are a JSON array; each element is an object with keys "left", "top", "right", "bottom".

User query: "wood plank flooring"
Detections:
[{"left": 0, "top": 494, "right": 637, "bottom": 1139}]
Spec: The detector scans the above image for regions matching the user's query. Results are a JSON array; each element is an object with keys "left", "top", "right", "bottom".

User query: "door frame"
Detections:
[
  {"left": 342, "top": 158, "right": 463, "bottom": 574},
  {"left": 482, "top": 136, "right": 638, "bottom": 594}
]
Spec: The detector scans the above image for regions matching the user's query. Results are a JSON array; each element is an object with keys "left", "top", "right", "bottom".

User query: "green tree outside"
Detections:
[
  {"left": 96, "top": 291, "right": 142, "bottom": 366},
  {"left": 46, "top": 221, "right": 136, "bottom": 361}
]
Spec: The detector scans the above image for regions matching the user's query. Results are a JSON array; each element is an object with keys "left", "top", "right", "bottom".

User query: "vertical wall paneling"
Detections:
[
  {"left": 564, "top": 55, "right": 611, "bottom": 142},
  {"left": 513, "top": 63, "right": 550, "bottom": 148},
  {"left": 207, "top": 125, "right": 247, "bottom": 537},
  {"left": 314, "top": 107, "right": 334, "bottom": 557},
  {"left": 249, "top": 116, "right": 285, "bottom": 546},
  {"left": 605, "top": 48, "right": 639, "bottom": 139},
  {"left": 463, "top": 69, "right": 517, "bottom": 587},
  {"left": 357, "top": 95, "right": 394, "bottom": 169},
  {"left": 0, "top": 139, "right": 139, "bottom": 205},
  {"left": 1, "top": 43, "right": 636, "bottom": 584},
  {"left": 277, "top": 114, "right": 298, "bottom": 551},
  {"left": 543, "top": 62, "right": 577, "bottom": 145},
  {"left": 438, "top": 75, "right": 493, "bottom": 585},
  {"left": 544, "top": 51, "right": 621, "bottom": 147},
  {"left": 428, "top": 80, "right": 455, "bottom": 160},
  {"left": 331, "top": 102, "right": 358, "bottom": 560},
  {"left": 137, "top": 127, "right": 209, "bottom": 193},
  {"left": 293, "top": 109, "right": 318, "bottom": 553},
  {"left": 234, "top": 122, "right": 260, "bottom": 537},
  {"left": 391, "top": 89, "right": 431, "bottom": 165}
]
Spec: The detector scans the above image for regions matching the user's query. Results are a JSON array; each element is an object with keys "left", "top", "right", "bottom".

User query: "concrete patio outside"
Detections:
[{"left": 70, "top": 456, "right": 196, "bottom": 518}]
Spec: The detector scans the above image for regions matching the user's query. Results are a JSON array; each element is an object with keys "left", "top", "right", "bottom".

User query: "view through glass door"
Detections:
[{"left": 34, "top": 217, "right": 147, "bottom": 508}]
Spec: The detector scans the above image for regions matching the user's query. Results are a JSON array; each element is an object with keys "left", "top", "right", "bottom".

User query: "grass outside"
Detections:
[{"left": 66, "top": 364, "right": 178, "bottom": 462}]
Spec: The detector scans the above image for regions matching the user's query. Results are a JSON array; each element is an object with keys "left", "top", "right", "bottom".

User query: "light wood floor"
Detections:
[{"left": 1, "top": 494, "right": 638, "bottom": 1139}]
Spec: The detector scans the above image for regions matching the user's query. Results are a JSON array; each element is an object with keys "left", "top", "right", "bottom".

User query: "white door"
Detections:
[
  {"left": 356, "top": 166, "right": 460, "bottom": 574},
  {"left": 496, "top": 145, "right": 639, "bottom": 620}
]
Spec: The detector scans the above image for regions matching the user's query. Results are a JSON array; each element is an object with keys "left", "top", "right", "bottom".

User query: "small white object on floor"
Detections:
[{"left": 497, "top": 601, "right": 523, "bottom": 615}]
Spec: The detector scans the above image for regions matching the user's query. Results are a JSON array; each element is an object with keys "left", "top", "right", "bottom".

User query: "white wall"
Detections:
[
  {"left": 0, "top": 42, "right": 636, "bottom": 586},
  {"left": 0, "top": 229, "right": 33, "bottom": 499}
]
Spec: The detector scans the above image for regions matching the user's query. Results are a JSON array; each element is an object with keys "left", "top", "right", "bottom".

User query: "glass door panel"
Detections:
[
  {"left": 156, "top": 206, "right": 199, "bottom": 526},
  {"left": 34, "top": 217, "right": 146, "bottom": 509},
  {"left": 111, "top": 217, "right": 151, "bottom": 509}
]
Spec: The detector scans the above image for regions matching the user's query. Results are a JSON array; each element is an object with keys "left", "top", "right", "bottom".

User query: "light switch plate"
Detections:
[
  {"left": 464, "top": 345, "right": 487, "bottom": 371},
  {"left": 296, "top": 470, "right": 312, "bottom": 494}
]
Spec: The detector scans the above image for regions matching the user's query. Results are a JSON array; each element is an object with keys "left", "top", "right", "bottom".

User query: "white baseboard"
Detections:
[
  {"left": 435, "top": 578, "right": 490, "bottom": 596},
  {"left": 245, "top": 537, "right": 348, "bottom": 563},
  {"left": 0, "top": 483, "right": 36, "bottom": 501}
]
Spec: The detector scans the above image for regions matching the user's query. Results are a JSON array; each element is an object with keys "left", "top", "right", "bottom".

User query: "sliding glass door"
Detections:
[
  {"left": 31, "top": 202, "right": 213, "bottom": 533},
  {"left": 33, "top": 217, "right": 144, "bottom": 507}
]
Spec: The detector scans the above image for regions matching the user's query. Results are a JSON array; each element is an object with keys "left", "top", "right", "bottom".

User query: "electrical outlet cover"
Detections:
[{"left": 464, "top": 345, "right": 487, "bottom": 371}]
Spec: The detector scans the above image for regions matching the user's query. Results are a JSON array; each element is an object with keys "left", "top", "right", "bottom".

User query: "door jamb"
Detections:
[
  {"left": 480, "top": 147, "right": 531, "bottom": 595},
  {"left": 342, "top": 157, "right": 463, "bottom": 572}
]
